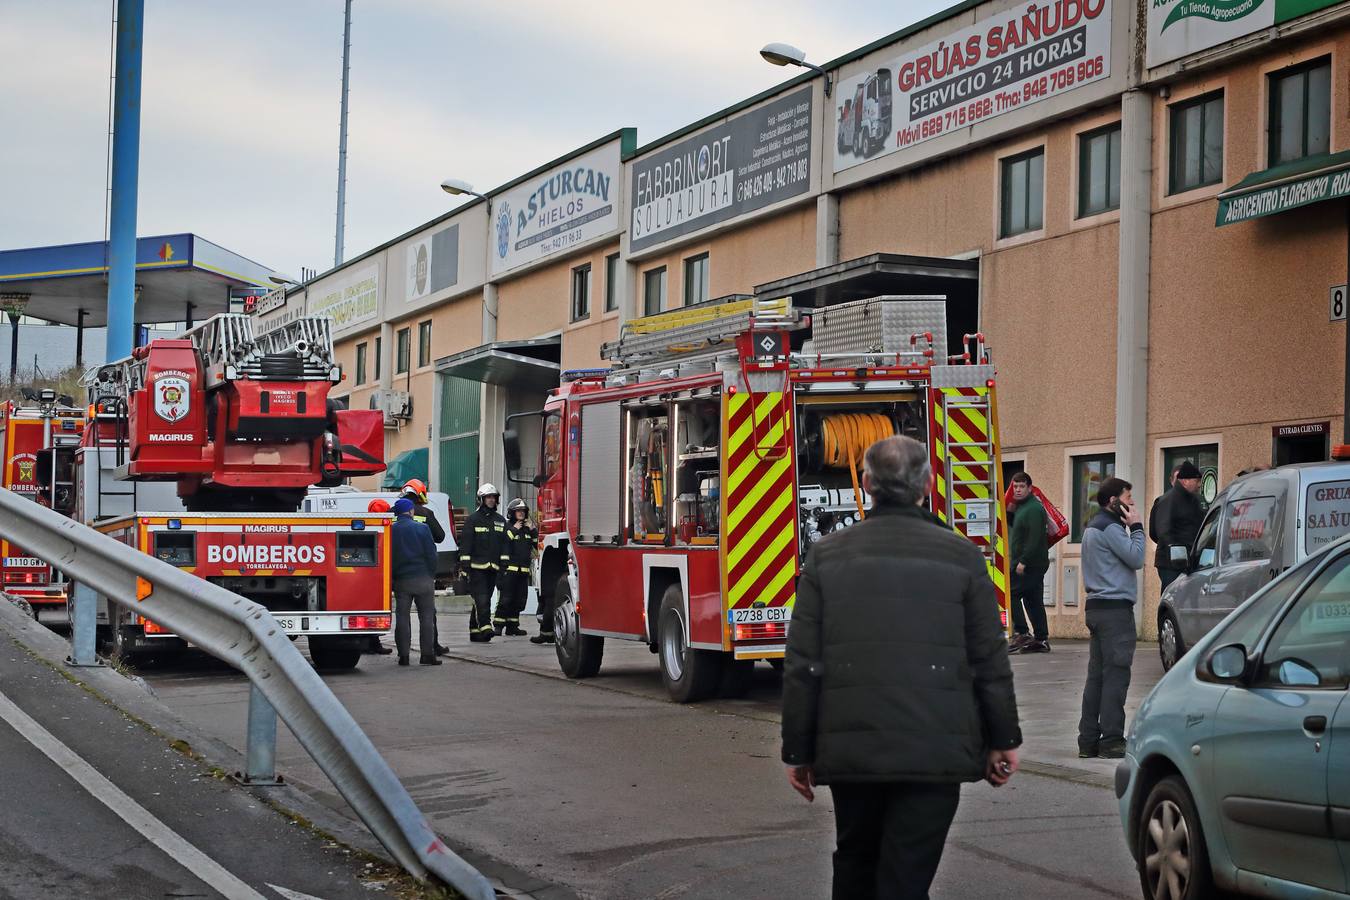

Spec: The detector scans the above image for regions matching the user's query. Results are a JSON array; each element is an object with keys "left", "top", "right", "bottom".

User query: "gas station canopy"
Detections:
[{"left": 0, "top": 233, "right": 275, "bottom": 327}]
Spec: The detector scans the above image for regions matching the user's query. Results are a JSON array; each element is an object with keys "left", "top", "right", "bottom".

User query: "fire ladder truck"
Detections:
[
  {"left": 67, "top": 313, "right": 391, "bottom": 669},
  {"left": 503, "top": 295, "right": 1011, "bottom": 702},
  {"left": 1, "top": 390, "right": 85, "bottom": 612}
]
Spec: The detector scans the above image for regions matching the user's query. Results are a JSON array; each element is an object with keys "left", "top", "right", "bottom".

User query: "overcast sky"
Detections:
[{"left": 1, "top": 0, "right": 949, "bottom": 279}]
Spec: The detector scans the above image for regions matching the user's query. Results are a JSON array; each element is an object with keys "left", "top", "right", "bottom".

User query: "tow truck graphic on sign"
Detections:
[{"left": 154, "top": 376, "right": 190, "bottom": 423}]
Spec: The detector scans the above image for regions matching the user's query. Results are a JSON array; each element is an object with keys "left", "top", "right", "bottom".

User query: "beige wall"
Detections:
[
  {"left": 314, "top": 25, "right": 1350, "bottom": 641},
  {"left": 497, "top": 242, "right": 619, "bottom": 342},
  {"left": 1123, "top": 33, "right": 1350, "bottom": 638},
  {"left": 633, "top": 206, "right": 816, "bottom": 315}
]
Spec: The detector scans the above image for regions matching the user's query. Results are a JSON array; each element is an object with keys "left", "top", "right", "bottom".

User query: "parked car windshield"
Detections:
[
  {"left": 1254, "top": 553, "right": 1350, "bottom": 689},
  {"left": 1193, "top": 505, "right": 1221, "bottom": 570}
]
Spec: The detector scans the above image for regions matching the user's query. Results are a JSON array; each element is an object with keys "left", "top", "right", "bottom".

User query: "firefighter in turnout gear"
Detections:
[
  {"left": 458, "top": 483, "right": 506, "bottom": 642},
  {"left": 494, "top": 499, "right": 535, "bottom": 636},
  {"left": 402, "top": 478, "right": 449, "bottom": 655}
]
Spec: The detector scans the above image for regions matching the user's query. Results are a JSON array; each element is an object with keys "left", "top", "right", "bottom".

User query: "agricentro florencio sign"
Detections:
[
  {"left": 1148, "top": 0, "right": 1343, "bottom": 67},
  {"left": 1218, "top": 168, "right": 1350, "bottom": 225}
]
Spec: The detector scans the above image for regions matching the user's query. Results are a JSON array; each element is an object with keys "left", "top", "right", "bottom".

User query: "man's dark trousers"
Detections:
[
  {"left": 495, "top": 570, "right": 528, "bottom": 626},
  {"left": 1078, "top": 606, "right": 1137, "bottom": 751},
  {"left": 394, "top": 576, "right": 436, "bottom": 660},
  {"left": 468, "top": 569, "right": 497, "bottom": 635},
  {"left": 1009, "top": 565, "right": 1049, "bottom": 639},
  {"left": 1156, "top": 568, "right": 1182, "bottom": 591},
  {"left": 830, "top": 781, "right": 960, "bottom": 900}
]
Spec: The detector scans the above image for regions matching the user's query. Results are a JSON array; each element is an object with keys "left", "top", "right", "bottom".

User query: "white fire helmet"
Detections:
[{"left": 477, "top": 482, "right": 500, "bottom": 499}]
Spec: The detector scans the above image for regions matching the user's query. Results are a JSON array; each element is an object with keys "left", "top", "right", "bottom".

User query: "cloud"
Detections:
[{"left": 1, "top": 0, "right": 946, "bottom": 279}]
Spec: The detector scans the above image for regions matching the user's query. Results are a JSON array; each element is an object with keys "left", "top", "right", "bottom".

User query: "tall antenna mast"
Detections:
[{"left": 334, "top": 0, "right": 353, "bottom": 268}]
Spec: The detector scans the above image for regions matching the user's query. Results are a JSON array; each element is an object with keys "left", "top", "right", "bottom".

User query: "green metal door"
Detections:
[{"left": 438, "top": 375, "right": 480, "bottom": 510}]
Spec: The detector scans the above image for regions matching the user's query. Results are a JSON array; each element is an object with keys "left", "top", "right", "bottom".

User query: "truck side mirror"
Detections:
[
  {"left": 1169, "top": 545, "right": 1189, "bottom": 568},
  {"left": 503, "top": 428, "right": 522, "bottom": 475}
]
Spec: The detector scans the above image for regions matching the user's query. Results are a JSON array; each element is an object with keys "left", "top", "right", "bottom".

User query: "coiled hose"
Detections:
[{"left": 818, "top": 413, "right": 895, "bottom": 521}]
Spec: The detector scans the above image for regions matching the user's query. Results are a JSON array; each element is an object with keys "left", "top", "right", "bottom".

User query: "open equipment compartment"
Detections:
[{"left": 794, "top": 391, "right": 929, "bottom": 554}]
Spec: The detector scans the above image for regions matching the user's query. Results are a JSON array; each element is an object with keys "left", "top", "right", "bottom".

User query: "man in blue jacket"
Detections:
[
  {"left": 391, "top": 498, "right": 440, "bottom": 667},
  {"left": 1078, "top": 476, "right": 1145, "bottom": 758}
]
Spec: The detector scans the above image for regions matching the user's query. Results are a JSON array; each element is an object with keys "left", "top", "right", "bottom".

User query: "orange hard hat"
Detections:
[
  {"left": 403, "top": 478, "right": 428, "bottom": 502},
  {"left": 367, "top": 498, "right": 391, "bottom": 513}
]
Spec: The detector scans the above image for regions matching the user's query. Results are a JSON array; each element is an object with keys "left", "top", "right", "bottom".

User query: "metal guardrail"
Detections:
[{"left": 0, "top": 487, "right": 495, "bottom": 900}]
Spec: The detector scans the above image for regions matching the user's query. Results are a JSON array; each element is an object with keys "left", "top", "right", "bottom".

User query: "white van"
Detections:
[
  {"left": 303, "top": 487, "right": 457, "bottom": 577},
  {"left": 1158, "top": 461, "right": 1350, "bottom": 670}
]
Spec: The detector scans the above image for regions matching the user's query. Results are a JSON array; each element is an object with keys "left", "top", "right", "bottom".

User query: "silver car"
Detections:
[{"left": 1157, "top": 461, "right": 1350, "bottom": 671}]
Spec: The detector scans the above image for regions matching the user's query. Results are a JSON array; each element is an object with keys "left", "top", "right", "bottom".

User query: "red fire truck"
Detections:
[
  {"left": 503, "top": 296, "right": 1010, "bottom": 702},
  {"left": 0, "top": 394, "right": 85, "bottom": 612},
  {"left": 66, "top": 313, "right": 392, "bottom": 669}
]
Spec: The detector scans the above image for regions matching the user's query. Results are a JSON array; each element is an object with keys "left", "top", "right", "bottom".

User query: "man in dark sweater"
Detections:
[
  {"left": 782, "top": 435, "right": 1021, "bottom": 900},
  {"left": 390, "top": 498, "right": 440, "bottom": 666},
  {"left": 1007, "top": 471, "right": 1051, "bottom": 653},
  {"left": 401, "top": 478, "right": 450, "bottom": 656},
  {"left": 1078, "top": 477, "right": 1145, "bottom": 758},
  {"left": 1149, "top": 460, "right": 1204, "bottom": 591}
]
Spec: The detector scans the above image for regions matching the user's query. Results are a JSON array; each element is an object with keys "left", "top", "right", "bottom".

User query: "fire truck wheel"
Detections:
[
  {"left": 658, "top": 584, "right": 721, "bottom": 703},
  {"left": 719, "top": 659, "right": 754, "bottom": 698},
  {"left": 555, "top": 576, "right": 604, "bottom": 679},
  {"left": 308, "top": 636, "right": 362, "bottom": 671},
  {"left": 107, "top": 607, "right": 138, "bottom": 665}
]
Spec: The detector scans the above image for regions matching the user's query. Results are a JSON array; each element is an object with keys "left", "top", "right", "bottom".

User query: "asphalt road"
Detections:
[
  {"left": 132, "top": 615, "right": 1159, "bottom": 900},
  {"left": 0, "top": 627, "right": 412, "bottom": 900}
]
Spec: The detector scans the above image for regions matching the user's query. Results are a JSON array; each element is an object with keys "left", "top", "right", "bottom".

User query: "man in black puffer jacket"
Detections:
[{"left": 782, "top": 435, "right": 1022, "bottom": 900}]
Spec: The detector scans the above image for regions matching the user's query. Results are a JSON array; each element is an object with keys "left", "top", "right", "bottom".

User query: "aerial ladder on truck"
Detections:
[
  {"left": 69, "top": 313, "right": 392, "bottom": 669},
  {"left": 504, "top": 294, "right": 1012, "bottom": 703}
]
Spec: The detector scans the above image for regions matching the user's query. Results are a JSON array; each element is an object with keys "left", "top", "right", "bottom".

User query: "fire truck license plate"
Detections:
[
  {"left": 274, "top": 616, "right": 303, "bottom": 631},
  {"left": 729, "top": 606, "right": 791, "bottom": 625}
]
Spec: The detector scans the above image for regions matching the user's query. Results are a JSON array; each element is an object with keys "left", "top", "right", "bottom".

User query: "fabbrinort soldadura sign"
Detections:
[{"left": 628, "top": 88, "right": 813, "bottom": 254}]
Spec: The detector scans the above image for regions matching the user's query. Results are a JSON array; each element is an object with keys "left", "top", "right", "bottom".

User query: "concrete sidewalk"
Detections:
[
  {"left": 429, "top": 610, "right": 1165, "bottom": 787},
  {"left": 0, "top": 600, "right": 405, "bottom": 899}
]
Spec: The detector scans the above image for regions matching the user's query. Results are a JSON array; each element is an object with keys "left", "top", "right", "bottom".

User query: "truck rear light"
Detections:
[
  {"left": 341, "top": 615, "right": 391, "bottom": 631},
  {"left": 735, "top": 622, "right": 786, "bottom": 641},
  {"left": 3, "top": 571, "right": 46, "bottom": 585},
  {"left": 142, "top": 618, "right": 170, "bottom": 635}
]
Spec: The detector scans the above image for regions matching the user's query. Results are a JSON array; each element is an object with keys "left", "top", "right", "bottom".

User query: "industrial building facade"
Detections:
[{"left": 258, "top": 0, "right": 1350, "bottom": 638}]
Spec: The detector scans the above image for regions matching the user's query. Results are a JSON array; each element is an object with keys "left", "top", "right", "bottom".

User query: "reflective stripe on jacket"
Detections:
[{"left": 457, "top": 505, "right": 506, "bottom": 571}]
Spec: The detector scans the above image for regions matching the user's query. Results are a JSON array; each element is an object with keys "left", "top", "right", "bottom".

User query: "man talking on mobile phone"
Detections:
[{"left": 1077, "top": 476, "right": 1145, "bottom": 759}]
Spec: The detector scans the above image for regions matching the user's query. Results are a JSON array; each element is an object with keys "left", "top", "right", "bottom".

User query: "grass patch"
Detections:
[
  {"left": 262, "top": 802, "right": 461, "bottom": 899},
  {"left": 5, "top": 635, "right": 463, "bottom": 898}
]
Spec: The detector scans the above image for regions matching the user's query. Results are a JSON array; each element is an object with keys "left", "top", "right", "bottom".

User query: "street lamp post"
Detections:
[
  {"left": 440, "top": 179, "right": 488, "bottom": 204},
  {"left": 759, "top": 42, "right": 832, "bottom": 97}
]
